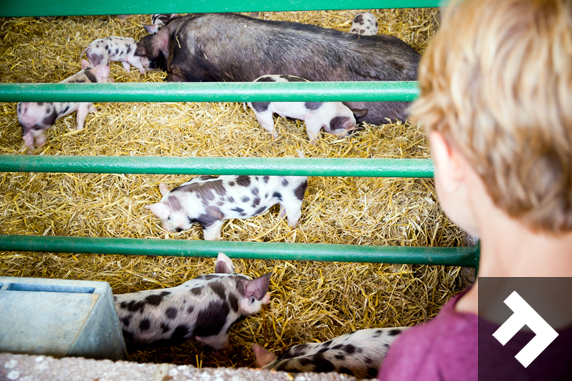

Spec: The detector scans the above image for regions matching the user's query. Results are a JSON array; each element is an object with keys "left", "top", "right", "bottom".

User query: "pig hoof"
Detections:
[{"left": 139, "top": 69, "right": 146, "bottom": 75}]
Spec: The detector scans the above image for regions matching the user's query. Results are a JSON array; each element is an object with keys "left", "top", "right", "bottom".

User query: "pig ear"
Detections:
[
  {"left": 81, "top": 59, "right": 90, "bottom": 70},
  {"left": 215, "top": 252, "right": 235, "bottom": 274},
  {"left": 146, "top": 203, "right": 171, "bottom": 219},
  {"left": 252, "top": 344, "right": 277, "bottom": 368},
  {"left": 144, "top": 25, "right": 159, "bottom": 34},
  {"left": 159, "top": 183, "right": 171, "bottom": 196},
  {"left": 351, "top": 108, "right": 368, "bottom": 119},
  {"left": 245, "top": 273, "right": 271, "bottom": 300}
]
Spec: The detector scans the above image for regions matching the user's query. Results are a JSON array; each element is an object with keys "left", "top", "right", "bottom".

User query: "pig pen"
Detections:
[{"left": 0, "top": 9, "right": 467, "bottom": 373}]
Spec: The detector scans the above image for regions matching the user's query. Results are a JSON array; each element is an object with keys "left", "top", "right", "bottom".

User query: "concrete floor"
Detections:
[{"left": 0, "top": 353, "right": 361, "bottom": 381}]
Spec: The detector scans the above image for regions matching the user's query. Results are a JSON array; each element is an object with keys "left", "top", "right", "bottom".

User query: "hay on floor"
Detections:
[{"left": 0, "top": 9, "right": 465, "bottom": 373}]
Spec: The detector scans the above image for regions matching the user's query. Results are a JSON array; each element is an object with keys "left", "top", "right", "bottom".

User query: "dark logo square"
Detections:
[{"left": 478, "top": 277, "right": 572, "bottom": 380}]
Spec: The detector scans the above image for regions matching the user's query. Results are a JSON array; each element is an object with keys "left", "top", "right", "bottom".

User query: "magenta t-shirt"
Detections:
[
  {"left": 378, "top": 290, "right": 572, "bottom": 381},
  {"left": 378, "top": 291, "right": 477, "bottom": 381}
]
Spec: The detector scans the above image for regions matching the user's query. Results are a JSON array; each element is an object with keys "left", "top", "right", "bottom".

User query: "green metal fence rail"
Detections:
[
  {"left": 0, "top": 82, "right": 420, "bottom": 103},
  {"left": 0, "top": 235, "right": 480, "bottom": 268},
  {"left": 0, "top": 156, "right": 434, "bottom": 177},
  {"left": 0, "top": 0, "right": 444, "bottom": 17},
  {"left": 0, "top": 0, "right": 479, "bottom": 268}
]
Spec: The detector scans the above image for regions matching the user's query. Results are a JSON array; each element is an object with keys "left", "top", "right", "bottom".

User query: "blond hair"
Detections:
[{"left": 411, "top": 0, "right": 572, "bottom": 233}]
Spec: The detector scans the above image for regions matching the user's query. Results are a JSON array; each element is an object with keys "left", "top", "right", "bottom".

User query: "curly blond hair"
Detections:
[{"left": 410, "top": 0, "right": 572, "bottom": 233}]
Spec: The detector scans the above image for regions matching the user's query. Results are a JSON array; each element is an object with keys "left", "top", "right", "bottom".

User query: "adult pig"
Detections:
[
  {"left": 115, "top": 253, "right": 271, "bottom": 349},
  {"left": 135, "top": 13, "right": 420, "bottom": 125}
]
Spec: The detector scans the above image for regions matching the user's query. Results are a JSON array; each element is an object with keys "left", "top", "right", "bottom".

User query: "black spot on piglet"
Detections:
[
  {"left": 312, "top": 353, "right": 335, "bottom": 373},
  {"left": 294, "top": 180, "right": 308, "bottom": 201},
  {"left": 228, "top": 293, "right": 239, "bottom": 312},
  {"left": 388, "top": 328, "right": 403, "bottom": 336},
  {"left": 304, "top": 102, "right": 323, "bottom": 110},
  {"left": 255, "top": 76, "right": 277, "bottom": 82},
  {"left": 165, "top": 307, "right": 178, "bottom": 319},
  {"left": 145, "top": 291, "right": 171, "bottom": 306},
  {"left": 42, "top": 109, "right": 58, "bottom": 126},
  {"left": 121, "top": 316, "right": 131, "bottom": 327},
  {"left": 139, "top": 318, "right": 151, "bottom": 331},
  {"left": 252, "top": 102, "right": 270, "bottom": 113},
  {"left": 170, "top": 325, "right": 190, "bottom": 343},
  {"left": 236, "top": 176, "right": 251, "bottom": 187},
  {"left": 194, "top": 300, "right": 230, "bottom": 337},
  {"left": 367, "top": 367, "right": 379, "bottom": 378},
  {"left": 84, "top": 69, "right": 97, "bottom": 83},
  {"left": 209, "top": 282, "right": 226, "bottom": 300}
]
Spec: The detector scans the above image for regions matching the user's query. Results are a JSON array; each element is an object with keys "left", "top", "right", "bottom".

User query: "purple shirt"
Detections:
[
  {"left": 378, "top": 291, "right": 477, "bottom": 381},
  {"left": 378, "top": 291, "right": 572, "bottom": 381}
]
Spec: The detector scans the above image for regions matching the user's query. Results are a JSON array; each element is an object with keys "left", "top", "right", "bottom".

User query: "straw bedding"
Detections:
[{"left": 0, "top": 8, "right": 468, "bottom": 374}]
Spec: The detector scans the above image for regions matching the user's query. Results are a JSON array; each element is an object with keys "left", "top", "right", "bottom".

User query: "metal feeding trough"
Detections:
[{"left": 0, "top": 276, "right": 126, "bottom": 360}]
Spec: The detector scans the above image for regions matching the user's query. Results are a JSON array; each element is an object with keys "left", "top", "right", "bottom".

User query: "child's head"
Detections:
[{"left": 411, "top": 0, "right": 572, "bottom": 235}]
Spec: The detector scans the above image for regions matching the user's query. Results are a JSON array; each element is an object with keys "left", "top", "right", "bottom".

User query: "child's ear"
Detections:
[{"left": 429, "top": 131, "right": 464, "bottom": 193}]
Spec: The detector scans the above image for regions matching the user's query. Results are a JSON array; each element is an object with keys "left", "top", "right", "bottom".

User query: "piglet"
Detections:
[
  {"left": 350, "top": 12, "right": 379, "bottom": 36},
  {"left": 147, "top": 174, "right": 308, "bottom": 240},
  {"left": 144, "top": 14, "right": 178, "bottom": 34},
  {"left": 81, "top": 37, "right": 149, "bottom": 74},
  {"left": 17, "top": 60, "right": 111, "bottom": 154},
  {"left": 248, "top": 75, "right": 367, "bottom": 143},
  {"left": 253, "top": 327, "right": 407, "bottom": 378},
  {"left": 115, "top": 253, "right": 271, "bottom": 349}
]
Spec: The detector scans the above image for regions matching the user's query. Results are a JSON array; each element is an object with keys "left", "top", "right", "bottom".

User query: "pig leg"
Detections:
[
  {"left": 279, "top": 199, "right": 303, "bottom": 228},
  {"left": 304, "top": 119, "right": 324, "bottom": 144},
  {"left": 253, "top": 111, "right": 278, "bottom": 139},
  {"left": 23, "top": 132, "right": 35, "bottom": 153},
  {"left": 195, "top": 333, "right": 230, "bottom": 350},
  {"left": 121, "top": 61, "right": 132, "bottom": 73},
  {"left": 75, "top": 103, "right": 93, "bottom": 130},
  {"left": 35, "top": 132, "right": 46, "bottom": 147},
  {"left": 127, "top": 56, "right": 146, "bottom": 75},
  {"left": 202, "top": 220, "right": 224, "bottom": 241}
]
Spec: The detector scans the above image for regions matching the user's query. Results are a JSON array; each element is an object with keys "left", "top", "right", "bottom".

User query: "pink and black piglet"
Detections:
[
  {"left": 115, "top": 253, "right": 271, "bottom": 349},
  {"left": 147, "top": 175, "right": 308, "bottom": 240},
  {"left": 17, "top": 60, "right": 111, "bottom": 153}
]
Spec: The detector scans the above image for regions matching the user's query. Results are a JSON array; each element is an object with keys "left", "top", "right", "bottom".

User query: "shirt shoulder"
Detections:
[{"left": 378, "top": 292, "right": 478, "bottom": 381}]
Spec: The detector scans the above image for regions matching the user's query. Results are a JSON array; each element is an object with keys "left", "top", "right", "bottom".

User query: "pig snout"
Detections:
[{"left": 261, "top": 291, "right": 270, "bottom": 305}]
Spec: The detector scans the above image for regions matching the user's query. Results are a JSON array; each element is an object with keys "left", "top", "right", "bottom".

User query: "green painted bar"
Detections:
[
  {"left": 0, "top": 156, "right": 434, "bottom": 177},
  {"left": 0, "top": 235, "right": 479, "bottom": 268},
  {"left": 0, "top": 0, "right": 443, "bottom": 18},
  {"left": 0, "top": 155, "right": 433, "bottom": 177},
  {"left": 0, "top": 82, "right": 420, "bottom": 103}
]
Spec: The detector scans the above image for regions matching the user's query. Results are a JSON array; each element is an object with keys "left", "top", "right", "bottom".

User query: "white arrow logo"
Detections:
[{"left": 493, "top": 291, "right": 559, "bottom": 367}]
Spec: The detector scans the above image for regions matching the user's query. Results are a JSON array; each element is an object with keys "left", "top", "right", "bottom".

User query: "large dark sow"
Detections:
[{"left": 136, "top": 13, "right": 420, "bottom": 125}]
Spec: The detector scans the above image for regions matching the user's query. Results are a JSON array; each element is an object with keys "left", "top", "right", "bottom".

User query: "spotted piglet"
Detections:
[
  {"left": 253, "top": 327, "right": 408, "bottom": 379},
  {"left": 147, "top": 175, "right": 308, "bottom": 240},
  {"left": 81, "top": 37, "right": 149, "bottom": 74},
  {"left": 17, "top": 60, "right": 111, "bottom": 154},
  {"left": 350, "top": 12, "right": 379, "bottom": 36},
  {"left": 115, "top": 253, "right": 271, "bottom": 349},
  {"left": 144, "top": 14, "right": 178, "bottom": 34},
  {"left": 248, "top": 75, "right": 367, "bottom": 143}
]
